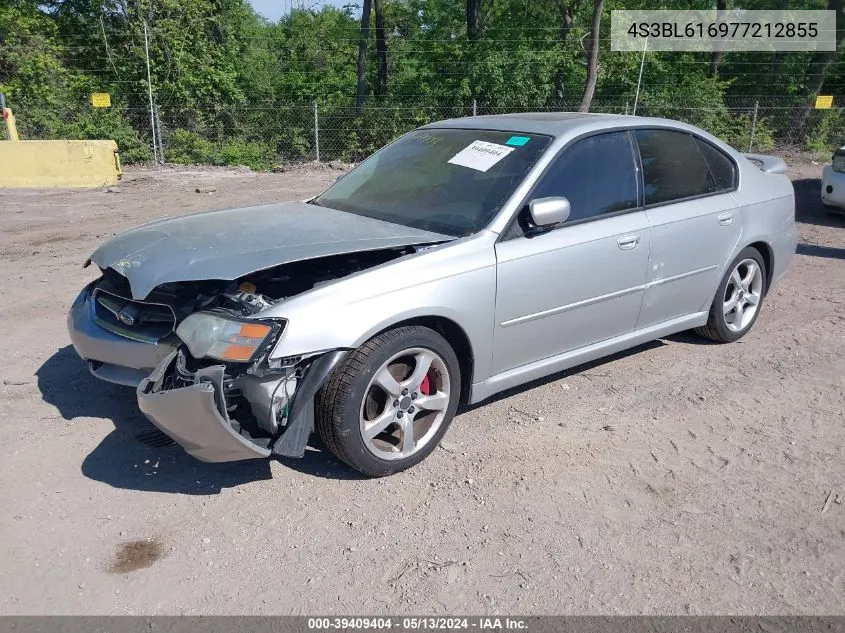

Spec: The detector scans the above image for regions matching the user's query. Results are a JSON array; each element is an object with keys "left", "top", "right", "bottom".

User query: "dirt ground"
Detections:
[{"left": 0, "top": 158, "right": 843, "bottom": 616}]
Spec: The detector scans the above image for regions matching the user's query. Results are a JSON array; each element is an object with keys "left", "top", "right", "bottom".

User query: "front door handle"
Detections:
[
  {"left": 718, "top": 211, "right": 734, "bottom": 226},
  {"left": 617, "top": 234, "right": 640, "bottom": 251}
]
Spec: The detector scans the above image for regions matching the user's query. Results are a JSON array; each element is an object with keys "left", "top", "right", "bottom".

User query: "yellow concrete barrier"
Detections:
[{"left": 0, "top": 140, "right": 121, "bottom": 188}]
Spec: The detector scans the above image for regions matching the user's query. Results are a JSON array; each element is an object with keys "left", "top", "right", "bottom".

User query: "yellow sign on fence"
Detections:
[
  {"left": 91, "top": 93, "right": 112, "bottom": 108},
  {"left": 815, "top": 95, "right": 833, "bottom": 109}
]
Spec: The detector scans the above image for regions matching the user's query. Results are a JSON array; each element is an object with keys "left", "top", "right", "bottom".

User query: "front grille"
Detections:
[{"left": 93, "top": 287, "right": 176, "bottom": 343}]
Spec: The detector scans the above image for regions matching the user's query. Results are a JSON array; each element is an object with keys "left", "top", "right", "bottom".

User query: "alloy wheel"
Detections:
[
  {"left": 359, "top": 347, "right": 451, "bottom": 460},
  {"left": 723, "top": 257, "right": 764, "bottom": 332}
]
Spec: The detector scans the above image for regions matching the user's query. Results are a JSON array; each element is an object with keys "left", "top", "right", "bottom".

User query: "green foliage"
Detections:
[
  {"left": 167, "top": 128, "right": 276, "bottom": 170},
  {"left": 802, "top": 109, "right": 845, "bottom": 153},
  {"left": 638, "top": 74, "right": 734, "bottom": 130},
  {"left": 724, "top": 114, "right": 776, "bottom": 153},
  {"left": 57, "top": 106, "right": 152, "bottom": 163},
  {"left": 217, "top": 137, "right": 276, "bottom": 170},
  {"left": 162, "top": 129, "right": 216, "bottom": 164},
  {"left": 3, "top": 0, "right": 844, "bottom": 166}
]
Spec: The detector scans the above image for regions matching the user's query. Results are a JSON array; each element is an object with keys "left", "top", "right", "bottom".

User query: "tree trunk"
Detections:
[
  {"left": 355, "top": 0, "right": 373, "bottom": 113},
  {"left": 578, "top": 0, "right": 603, "bottom": 113},
  {"left": 558, "top": 2, "right": 575, "bottom": 43},
  {"left": 709, "top": 0, "right": 727, "bottom": 75},
  {"left": 374, "top": 0, "right": 387, "bottom": 96},
  {"left": 466, "top": 0, "right": 482, "bottom": 41},
  {"left": 791, "top": 0, "right": 845, "bottom": 136},
  {"left": 766, "top": 51, "right": 781, "bottom": 85},
  {"left": 554, "top": 1, "right": 576, "bottom": 102}
]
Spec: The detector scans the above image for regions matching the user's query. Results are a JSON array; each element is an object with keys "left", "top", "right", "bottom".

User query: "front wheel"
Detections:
[
  {"left": 316, "top": 326, "right": 461, "bottom": 477},
  {"left": 695, "top": 246, "right": 767, "bottom": 343}
]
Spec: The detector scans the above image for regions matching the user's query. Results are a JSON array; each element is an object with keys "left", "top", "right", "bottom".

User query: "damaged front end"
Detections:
[
  {"left": 138, "top": 347, "right": 347, "bottom": 462},
  {"left": 70, "top": 247, "right": 430, "bottom": 462},
  {"left": 67, "top": 199, "right": 457, "bottom": 463},
  {"left": 131, "top": 290, "right": 349, "bottom": 461}
]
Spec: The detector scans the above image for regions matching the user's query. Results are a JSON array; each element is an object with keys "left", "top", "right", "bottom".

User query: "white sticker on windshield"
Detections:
[{"left": 448, "top": 140, "right": 515, "bottom": 172}]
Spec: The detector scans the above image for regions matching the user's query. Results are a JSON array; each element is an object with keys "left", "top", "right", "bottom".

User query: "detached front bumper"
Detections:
[
  {"left": 69, "top": 281, "right": 349, "bottom": 463},
  {"left": 137, "top": 351, "right": 271, "bottom": 462},
  {"left": 136, "top": 348, "right": 348, "bottom": 463}
]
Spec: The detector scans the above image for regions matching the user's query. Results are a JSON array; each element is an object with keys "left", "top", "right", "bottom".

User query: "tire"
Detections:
[
  {"left": 316, "top": 325, "right": 461, "bottom": 477},
  {"left": 695, "top": 246, "right": 767, "bottom": 343}
]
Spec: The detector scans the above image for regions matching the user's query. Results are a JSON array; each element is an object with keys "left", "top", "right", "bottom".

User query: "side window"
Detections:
[
  {"left": 635, "top": 129, "right": 715, "bottom": 205},
  {"left": 531, "top": 131, "right": 638, "bottom": 224},
  {"left": 694, "top": 137, "right": 737, "bottom": 191}
]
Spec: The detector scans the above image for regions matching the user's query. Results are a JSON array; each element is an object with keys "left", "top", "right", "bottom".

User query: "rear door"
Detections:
[
  {"left": 634, "top": 129, "right": 742, "bottom": 328},
  {"left": 492, "top": 130, "right": 650, "bottom": 374}
]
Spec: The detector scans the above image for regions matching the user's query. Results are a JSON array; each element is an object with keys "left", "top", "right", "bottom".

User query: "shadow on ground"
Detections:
[
  {"left": 36, "top": 346, "right": 275, "bottom": 494},
  {"left": 796, "top": 243, "right": 845, "bottom": 260},
  {"left": 276, "top": 442, "right": 367, "bottom": 481},
  {"left": 34, "top": 315, "right": 770, "bottom": 486},
  {"left": 793, "top": 178, "right": 845, "bottom": 229},
  {"left": 459, "top": 339, "right": 668, "bottom": 413}
]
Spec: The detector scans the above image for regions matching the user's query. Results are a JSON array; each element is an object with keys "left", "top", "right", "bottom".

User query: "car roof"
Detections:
[{"left": 421, "top": 112, "right": 693, "bottom": 138}]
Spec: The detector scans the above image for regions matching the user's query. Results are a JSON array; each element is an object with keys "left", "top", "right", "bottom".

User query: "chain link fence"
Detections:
[
  {"left": 8, "top": 95, "right": 845, "bottom": 169},
  {"left": 145, "top": 96, "right": 845, "bottom": 167}
]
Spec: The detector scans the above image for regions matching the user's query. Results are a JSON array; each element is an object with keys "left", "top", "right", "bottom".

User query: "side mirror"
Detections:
[{"left": 528, "top": 196, "right": 570, "bottom": 227}]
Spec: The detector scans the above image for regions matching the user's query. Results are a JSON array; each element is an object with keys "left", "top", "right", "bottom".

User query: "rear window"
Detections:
[
  {"left": 636, "top": 129, "right": 715, "bottom": 205},
  {"left": 694, "top": 137, "right": 737, "bottom": 191}
]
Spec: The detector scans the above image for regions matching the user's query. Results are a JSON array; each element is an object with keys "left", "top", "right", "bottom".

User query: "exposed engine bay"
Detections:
[{"left": 97, "top": 246, "right": 414, "bottom": 323}]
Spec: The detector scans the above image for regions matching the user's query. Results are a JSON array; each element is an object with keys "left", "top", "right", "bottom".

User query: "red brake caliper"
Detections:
[{"left": 420, "top": 372, "right": 433, "bottom": 396}]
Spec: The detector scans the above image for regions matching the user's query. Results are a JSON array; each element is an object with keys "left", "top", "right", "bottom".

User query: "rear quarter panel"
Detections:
[{"left": 711, "top": 158, "right": 796, "bottom": 305}]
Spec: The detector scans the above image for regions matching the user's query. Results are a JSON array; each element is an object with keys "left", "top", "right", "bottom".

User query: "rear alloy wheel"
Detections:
[
  {"left": 696, "top": 247, "right": 767, "bottom": 343},
  {"left": 316, "top": 326, "right": 461, "bottom": 477}
]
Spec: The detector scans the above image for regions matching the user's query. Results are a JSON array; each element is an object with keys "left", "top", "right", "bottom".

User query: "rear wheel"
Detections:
[
  {"left": 316, "top": 326, "right": 461, "bottom": 477},
  {"left": 695, "top": 247, "right": 767, "bottom": 343}
]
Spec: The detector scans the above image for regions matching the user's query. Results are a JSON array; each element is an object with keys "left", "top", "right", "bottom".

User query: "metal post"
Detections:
[
  {"left": 0, "top": 93, "right": 8, "bottom": 141},
  {"left": 313, "top": 101, "right": 320, "bottom": 163},
  {"left": 748, "top": 100, "right": 759, "bottom": 153},
  {"left": 473, "top": 99, "right": 477, "bottom": 117},
  {"left": 154, "top": 102, "right": 166, "bottom": 164},
  {"left": 143, "top": 20, "right": 158, "bottom": 163},
  {"left": 625, "top": 101, "right": 629, "bottom": 115},
  {"left": 632, "top": 38, "right": 647, "bottom": 116}
]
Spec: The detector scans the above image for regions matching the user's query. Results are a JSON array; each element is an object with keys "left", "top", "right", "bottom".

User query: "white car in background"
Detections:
[{"left": 821, "top": 146, "right": 845, "bottom": 213}]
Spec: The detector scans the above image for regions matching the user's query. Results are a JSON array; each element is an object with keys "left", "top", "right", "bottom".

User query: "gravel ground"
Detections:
[{"left": 0, "top": 159, "right": 843, "bottom": 615}]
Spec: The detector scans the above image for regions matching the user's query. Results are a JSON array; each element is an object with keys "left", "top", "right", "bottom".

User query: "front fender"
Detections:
[{"left": 264, "top": 233, "right": 498, "bottom": 385}]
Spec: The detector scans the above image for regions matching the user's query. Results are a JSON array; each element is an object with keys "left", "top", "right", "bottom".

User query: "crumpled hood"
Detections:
[{"left": 88, "top": 201, "right": 452, "bottom": 299}]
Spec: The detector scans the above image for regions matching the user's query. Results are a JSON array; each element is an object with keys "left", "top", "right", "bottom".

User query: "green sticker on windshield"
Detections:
[{"left": 505, "top": 135, "right": 530, "bottom": 147}]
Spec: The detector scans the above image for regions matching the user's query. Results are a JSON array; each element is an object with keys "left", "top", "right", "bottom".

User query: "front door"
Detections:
[{"left": 492, "top": 130, "right": 650, "bottom": 375}]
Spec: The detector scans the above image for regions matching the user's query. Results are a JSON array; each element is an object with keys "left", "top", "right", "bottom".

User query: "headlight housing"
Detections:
[
  {"left": 175, "top": 312, "right": 283, "bottom": 362},
  {"left": 832, "top": 151, "right": 845, "bottom": 173}
]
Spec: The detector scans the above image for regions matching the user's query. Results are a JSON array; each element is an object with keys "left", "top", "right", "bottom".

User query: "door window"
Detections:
[
  {"left": 530, "top": 131, "right": 639, "bottom": 224},
  {"left": 635, "top": 129, "right": 718, "bottom": 205}
]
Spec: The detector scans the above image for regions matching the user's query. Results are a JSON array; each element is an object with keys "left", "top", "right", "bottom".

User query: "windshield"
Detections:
[{"left": 312, "top": 128, "right": 551, "bottom": 236}]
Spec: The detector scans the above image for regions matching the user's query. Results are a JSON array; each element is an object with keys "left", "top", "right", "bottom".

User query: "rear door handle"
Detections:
[
  {"left": 617, "top": 234, "right": 640, "bottom": 251},
  {"left": 718, "top": 211, "right": 734, "bottom": 225}
]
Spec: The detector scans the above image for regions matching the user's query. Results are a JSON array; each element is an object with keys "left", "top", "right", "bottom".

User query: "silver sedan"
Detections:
[{"left": 67, "top": 113, "right": 797, "bottom": 476}]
